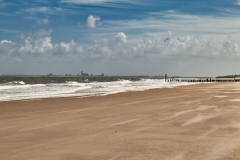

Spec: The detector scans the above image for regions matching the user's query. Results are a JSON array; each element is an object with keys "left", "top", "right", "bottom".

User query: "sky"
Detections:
[{"left": 1, "top": 0, "right": 240, "bottom": 76}]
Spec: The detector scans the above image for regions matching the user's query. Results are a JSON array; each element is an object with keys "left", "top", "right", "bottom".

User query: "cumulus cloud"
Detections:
[
  {"left": 85, "top": 32, "right": 127, "bottom": 58},
  {"left": 0, "top": 31, "right": 127, "bottom": 60},
  {"left": 131, "top": 36, "right": 220, "bottom": 59},
  {"left": 1, "top": 30, "right": 240, "bottom": 76},
  {"left": 0, "top": 40, "right": 17, "bottom": 56},
  {"left": 19, "top": 30, "right": 53, "bottom": 55},
  {"left": 104, "top": 11, "right": 240, "bottom": 44},
  {"left": 86, "top": 15, "right": 100, "bottom": 28},
  {"left": 1, "top": 30, "right": 240, "bottom": 63},
  {"left": 94, "top": 32, "right": 126, "bottom": 46},
  {"left": 115, "top": 32, "right": 127, "bottom": 44},
  {"left": 222, "top": 40, "right": 240, "bottom": 58}
]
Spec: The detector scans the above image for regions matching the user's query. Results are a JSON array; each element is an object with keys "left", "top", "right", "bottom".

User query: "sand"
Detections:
[{"left": 1, "top": 82, "right": 240, "bottom": 160}]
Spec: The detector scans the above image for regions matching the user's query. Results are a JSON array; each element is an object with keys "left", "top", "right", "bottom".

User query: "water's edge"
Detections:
[{"left": 0, "top": 77, "right": 197, "bottom": 102}]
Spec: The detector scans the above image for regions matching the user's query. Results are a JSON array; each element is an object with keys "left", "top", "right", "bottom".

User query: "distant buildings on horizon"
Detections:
[
  {"left": 61, "top": 71, "right": 105, "bottom": 77},
  {"left": 0, "top": 73, "right": 161, "bottom": 77},
  {"left": 1, "top": 72, "right": 168, "bottom": 78}
]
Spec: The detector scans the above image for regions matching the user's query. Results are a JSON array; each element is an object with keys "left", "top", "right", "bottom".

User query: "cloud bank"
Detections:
[
  {"left": 0, "top": 30, "right": 239, "bottom": 61},
  {"left": 1, "top": 29, "right": 240, "bottom": 76}
]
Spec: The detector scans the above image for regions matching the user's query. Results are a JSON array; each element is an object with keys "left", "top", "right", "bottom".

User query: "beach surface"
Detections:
[{"left": 1, "top": 82, "right": 240, "bottom": 160}]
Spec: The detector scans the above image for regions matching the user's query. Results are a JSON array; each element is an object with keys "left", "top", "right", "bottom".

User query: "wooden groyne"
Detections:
[{"left": 165, "top": 78, "right": 240, "bottom": 83}]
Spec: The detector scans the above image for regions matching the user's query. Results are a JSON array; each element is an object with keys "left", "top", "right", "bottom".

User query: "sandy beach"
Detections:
[{"left": 1, "top": 82, "right": 240, "bottom": 160}]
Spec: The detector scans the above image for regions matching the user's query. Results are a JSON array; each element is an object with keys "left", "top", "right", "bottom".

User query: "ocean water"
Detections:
[{"left": 0, "top": 79, "right": 195, "bottom": 101}]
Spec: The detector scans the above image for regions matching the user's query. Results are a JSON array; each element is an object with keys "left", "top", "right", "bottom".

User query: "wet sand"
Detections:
[{"left": 1, "top": 83, "right": 240, "bottom": 160}]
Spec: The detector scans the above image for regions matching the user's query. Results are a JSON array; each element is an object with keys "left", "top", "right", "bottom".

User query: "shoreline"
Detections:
[
  {"left": 1, "top": 82, "right": 240, "bottom": 159},
  {"left": 0, "top": 81, "right": 198, "bottom": 102}
]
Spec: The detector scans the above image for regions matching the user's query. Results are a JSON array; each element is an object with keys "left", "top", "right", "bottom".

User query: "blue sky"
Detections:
[{"left": 1, "top": 0, "right": 240, "bottom": 76}]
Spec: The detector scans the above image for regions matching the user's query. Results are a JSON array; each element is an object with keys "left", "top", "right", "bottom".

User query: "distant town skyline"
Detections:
[{"left": 1, "top": 0, "right": 240, "bottom": 77}]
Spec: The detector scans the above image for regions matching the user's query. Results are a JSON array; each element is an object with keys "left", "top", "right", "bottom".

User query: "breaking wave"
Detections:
[{"left": 0, "top": 79, "right": 196, "bottom": 101}]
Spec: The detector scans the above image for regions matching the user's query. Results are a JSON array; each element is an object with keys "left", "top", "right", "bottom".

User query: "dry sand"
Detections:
[{"left": 1, "top": 83, "right": 240, "bottom": 160}]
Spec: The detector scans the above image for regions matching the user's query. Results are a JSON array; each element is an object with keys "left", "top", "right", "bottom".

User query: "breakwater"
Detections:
[{"left": 166, "top": 77, "right": 240, "bottom": 82}]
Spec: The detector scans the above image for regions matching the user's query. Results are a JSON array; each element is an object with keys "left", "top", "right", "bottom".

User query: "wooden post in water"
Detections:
[{"left": 165, "top": 74, "right": 167, "bottom": 82}]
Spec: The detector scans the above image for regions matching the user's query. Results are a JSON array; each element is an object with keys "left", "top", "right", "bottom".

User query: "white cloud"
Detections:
[
  {"left": 60, "top": 0, "right": 145, "bottom": 8},
  {"left": 86, "top": 32, "right": 127, "bottom": 57},
  {"left": 235, "top": 0, "right": 240, "bottom": 5},
  {"left": 103, "top": 11, "right": 240, "bottom": 44},
  {"left": 0, "top": 31, "right": 126, "bottom": 59},
  {"left": 222, "top": 40, "right": 240, "bottom": 58},
  {"left": 22, "top": 7, "right": 64, "bottom": 15},
  {"left": 130, "top": 36, "right": 219, "bottom": 59},
  {"left": 86, "top": 15, "right": 100, "bottom": 28},
  {"left": 37, "top": 17, "right": 49, "bottom": 25},
  {"left": 19, "top": 31, "right": 53, "bottom": 55},
  {"left": 0, "top": 40, "right": 16, "bottom": 53},
  {"left": 61, "top": 0, "right": 134, "bottom": 4},
  {"left": 1, "top": 30, "right": 240, "bottom": 59},
  {"left": 62, "top": 0, "right": 113, "bottom": 4},
  {"left": 1, "top": 30, "right": 240, "bottom": 76},
  {"left": 55, "top": 40, "right": 84, "bottom": 56},
  {"left": 25, "top": 7, "right": 50, "bottom": 13},
  {"left": 115, "top": 32, "right": 127, "bottom": 44}
]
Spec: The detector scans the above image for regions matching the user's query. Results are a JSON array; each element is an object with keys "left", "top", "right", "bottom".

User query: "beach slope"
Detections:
[{"left": 1, "top": 83, "right": 240, "bottom": 159}]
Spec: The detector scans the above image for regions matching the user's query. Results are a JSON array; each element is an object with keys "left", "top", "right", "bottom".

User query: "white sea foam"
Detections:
[
  {"left": 7, "top": 81, "right": 25, "bottom": 85},
  {"left": 0, "top": 79, "right": 198, "bottom": 101}
]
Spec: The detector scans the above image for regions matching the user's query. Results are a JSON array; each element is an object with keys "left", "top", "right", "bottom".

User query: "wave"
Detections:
[
  {"left": 5, "top": 81, "right": 25, "bottom": 85},
  {"left": 0, "top": 79, "right": 198, "bottom": 101}
]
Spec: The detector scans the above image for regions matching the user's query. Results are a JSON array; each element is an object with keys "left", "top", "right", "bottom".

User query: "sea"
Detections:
[{"left": 0, "top": 77, "right": 196, "bottom": 102}]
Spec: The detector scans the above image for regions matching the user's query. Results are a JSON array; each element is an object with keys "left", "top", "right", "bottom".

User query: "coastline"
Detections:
[
  {"left": 1, "top": 83, "right": 240, "bottom": 159},
  {"left": 0, "top": 79, "right": 196, "bottom": 102}
]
